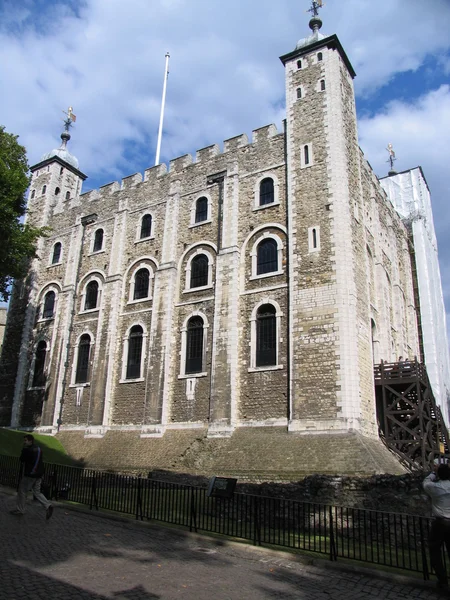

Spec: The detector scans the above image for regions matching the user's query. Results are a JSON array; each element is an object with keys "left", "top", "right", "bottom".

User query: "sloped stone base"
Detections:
[{"left": 56, "top": 427, "right": 405, "bottom": 480}]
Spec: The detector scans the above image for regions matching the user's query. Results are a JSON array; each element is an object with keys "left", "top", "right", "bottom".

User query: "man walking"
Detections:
[
  {"left": 10, "top": 434, "right": 53, "bottom": 520},
  {"left": 423, "top": 462, "right": 450, "bottom": 590}
]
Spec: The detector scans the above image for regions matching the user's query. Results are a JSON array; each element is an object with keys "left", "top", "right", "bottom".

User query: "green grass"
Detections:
[{"left": 0, "top": 428, "right": 77, "bottom": 466}]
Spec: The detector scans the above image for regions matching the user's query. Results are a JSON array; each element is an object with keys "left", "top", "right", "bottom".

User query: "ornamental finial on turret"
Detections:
[
  {"left": 386, "top": 143, "right": 398, "bottom": 176},
  {"left": 59, "top": 106, "right": 77, "bottom": 148},
  {"left": 308, "top": 0, "right": 324, "bottom": 33}
]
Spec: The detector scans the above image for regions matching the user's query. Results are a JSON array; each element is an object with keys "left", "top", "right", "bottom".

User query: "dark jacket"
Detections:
[{"left": 20, "top": 444, "right": 45, "bottom": 478}]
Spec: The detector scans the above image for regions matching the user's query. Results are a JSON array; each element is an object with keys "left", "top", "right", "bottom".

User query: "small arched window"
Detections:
[
  {"left": 195, "top": 197, "right": 208, "bottom": 223},
  {"left": 55, "top": 187, "right": 60, "bottom": 196},
  {"left": 31, "top": 190, "right": 35, "bottom": 199},
  {"left": 140, "top": 214, "right": 152, "bottom": 239},
  {"left": 42, "top": 291, "right": 56, "bottom": 319},
  {"left": 297, "top": 59, "right": 302, "bottom": 69},
  {"left": 93, "top": 229, "right": 103, "bottom": 252},
  {"left": 318, "top": 52, "right": 323, "bottom": 62},
  {"left": 259, "top": 178, "right": 274, "bottom": 206},
  {"left": 296, "top": 87, "right": 302, "bottom": 99},
  {"left": 65, "top": 191, "right": 70, "bottom": 200},
  {"left": 126, "top": 325, "right": 144, "bottom": 379},
  {"left": 75, "top": 334, "right": 91, "bottom": 384},
  {"left": 84, "top": 281, "right": 99, "bottom": 310},
  {"left": 304, "top": 145, "right": 310, "bottom": 165},
  {"left": 32, "top": 341, "right": 47, "bottom": 387},
  {"left": 256, "top": 304, "right": 277, "bottom": 367},
  {"left": 190, "top": 254, "right": 208, "bottom": 288},
  {"left": 60, "top": 167, "right": 64, "bottom": 175},
  {"left": 42, "top": 185, "right": 47, "bottom": 195},
  {"left": 133, "top": 268, "right": 150, "bottom": 300},
  {"left": 186, "top": 316, "right": 204, "bottom": 374},
  {"left": 52, "top": 242, "right": 62, "bottom": 264},
  {"left": 320, "top": 79, "right": 326, "bottom": 91},
  {"left": 257, "top": 239, "right": 278, "bottom": 275}
]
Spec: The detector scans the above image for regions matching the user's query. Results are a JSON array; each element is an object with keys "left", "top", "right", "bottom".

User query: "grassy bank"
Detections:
[{"left": 0, "top": 428, "right": 76, "bottom": 466}]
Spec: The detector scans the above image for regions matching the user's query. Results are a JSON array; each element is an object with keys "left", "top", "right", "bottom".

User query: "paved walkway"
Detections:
[{"left": 0, "top": 490, "right": 445, "bottom": 600}]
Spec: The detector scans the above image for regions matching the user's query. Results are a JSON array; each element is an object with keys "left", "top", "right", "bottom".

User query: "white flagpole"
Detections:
[{"left": 155, "top": 52, "right": 170, "bottom": 166}]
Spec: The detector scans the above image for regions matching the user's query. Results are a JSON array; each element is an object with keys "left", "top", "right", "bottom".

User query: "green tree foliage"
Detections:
[{"left": 0, "top": 125, "right": 45, "bottom": 301}]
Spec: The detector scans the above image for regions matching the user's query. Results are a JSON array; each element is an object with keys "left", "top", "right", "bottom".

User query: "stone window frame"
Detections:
[
  {"left": 79, "top": 274, "right": 103, "bottom": 314},
  {"left": 65, "top": 191, "right": 70, "bottom": 200},
  {"left": 37, "top": 284, "right": 60, "bottom": 322},
  {"left": 296, "top": 86, "right": 304, "bottom": 100},
  {"left": 253, "top": 173, "right": 280, "bottom": 211},
  {"left": 69, "top": 331, "right": 95, "bottom": 388},
  {"left": 300, "top": 143, "right": 313, "bottom": 169},
  {"left": 248, "top": 299, "right": 283, "bottom": 372},
  {"left": 317, "top": 52, "right": 323, "bottom": 62},
  {"left": 308, "top": 226, "right": 321, "bottom": 253},
  {"left": 189, "top": 194, "right": 212, "bottom": 228},
  {"left": 49, "top": 240, "right": 63, "bottom": 266},
  {"left": 250, "top": 232, "right": 284, "bottom": 281},
  {"left": 119, "top": 321, "right": 148, "bottom": 384},
  {"left": 127, "top": 262, "right": 155, "bottom": 304},
  {"left": 28, "top": 337, "right": 50, "bottom": 390},
  {"left": 318, "top": 79, "right": 326, "bottom": 92},
  {"left": 184, "top": 248, "right": 214, "bottom": 293},
  {"left": 136, "top": 212, "right": 155, "bottom": 242},
  {"left": 90, "top": 227, "right": 106, "bottom": 255},
  {"left": 296, "top": 59, "right": 303, "bottom": 70},
  {"left": 30, "top": 189, "right": 35, "bottom": 199},
  {"left": 178, "top": 311, "right": 209, "bottom": 379}
]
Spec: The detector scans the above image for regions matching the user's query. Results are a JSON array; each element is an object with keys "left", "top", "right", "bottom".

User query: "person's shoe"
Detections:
[
  {"left": 46, "top": 505, "right": 53, "bottom": 520},
  {"left": 9, "top": 509, "right": 24, "bottom": 515}
]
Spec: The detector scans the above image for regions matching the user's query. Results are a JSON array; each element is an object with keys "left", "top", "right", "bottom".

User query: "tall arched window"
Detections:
[
  {"left": 32, "top": 341, "right": 47, "bottom": 387},
  {"left": 75, "top": 334, "right": 91, "bottom": 384},
  {"left": 186, "top": 316, "right": 204, "bottom": 374},
  {"left": 42, "top": 291, "right": 56, "bottom": 319},
  {"left": 52, "top": 242, "right": 62, "bottom": 264},
  {"left": 133, "top": 268, "right": 150, "bottom": 300},
  {"left": 259, "top": 178, "right": 274, "bottom": 206},
  {"left": 257, "top": 239, "right": 278, "bottom": 275},
  {"left": 190, "top": 254, "right": 208, "bottom": 288},
  {"left": 126, "top": 325, "right": 143, "bottom": 379},
  {"left": 256, "top": 304, "right": 276, "bottom": 367},
  {"left": 65, "top": 191, "right": 70, "bottom": 200},
  {"left": 55, "top": 187, "right": 60, "bottom": 195},
  {"left": 317, "top": 52, "right": 323, "bottom": 61},
  {"left": 140, "top": 214, "right": 152, "bottom": 239},
  {"left": 84, "top": 281, "right": 99, "bottom": 310},
  {"left": 42, "top": 185, "right": 47, "bottom": 195},
  {"left": 304, "top": 145, "right": 310, "bottom": 165},
  {"left": 31, "top": 190, "right": 35, "bottom": 199},
  {"left": 195, "top": 197, "right": 208, "bottom": 223},
  {"left": 93, "top": 228, "right": 104, "bottom": 252}
]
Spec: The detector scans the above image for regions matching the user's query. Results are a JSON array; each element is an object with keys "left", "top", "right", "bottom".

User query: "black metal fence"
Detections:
[{"left": 0, "top": 455, "right": 434, "bottom": 580}]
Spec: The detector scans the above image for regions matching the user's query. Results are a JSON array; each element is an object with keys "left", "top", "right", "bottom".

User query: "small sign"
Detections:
[{"left": 206, "top": 476, "right": 237, "bottom": 499}]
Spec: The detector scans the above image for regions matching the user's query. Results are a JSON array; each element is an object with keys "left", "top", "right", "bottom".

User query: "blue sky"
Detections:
[{"left": 1, "top": 0, "right": 450, "bottom": 323}]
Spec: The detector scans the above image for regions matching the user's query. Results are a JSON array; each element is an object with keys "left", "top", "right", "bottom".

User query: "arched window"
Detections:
[
  {"left": 42, "top": 185, "right": 47, "bottom": 195},
  {"left": 52, "top": 242, "right": 62, "bottom": 264},
  {"left": 256, "top": 304, "right": 277, "bottom": 367},
  {"left": 84, "top": 281, "right": 99, "bottom": 310},
  {"left": 320, "top": 79, "right": 326, "bottom": 91},
  {"left": 186, "top": 316, "right": 204, "bottom": 374},
  {"left": 31, "top": 190, "right": 35, "bottom": 199},
  {"left": 42, "top": 291, "right": 55, "bottom": 319},
  {"left": 55, "top": 187, "right": 60, "bottom": 195},
  {"left": 65, "top": 191, "right": 70, "bottom": 200},
  {"left": 304, "top": 145, "right": 310, "bottom": 165},
  {"left": 75, "top": 334, "right": 91, "bottom": 384},
  {"left": 60, "top": 167, "right": 64, "bottom": 175},
  {"left": 317, "top": 52, "right": 323, "bottom": 62},
  {"left": 32, "top": 341, "right": 47, "bottom": 387},
  {"left": 133, "top": 268, "right": 150, "bottom": 300},
  {"left": 259, "top": 178, "right": 274, "bottom": 206},
  {"left": 257, "top": 239, "right": 278, "bottom": 275},
  {"left": 297, "top": 59, "right": 302, "bottom": 69},
  {"left": 190, "top": 254, "right": 208, "bottom": 288},
  {"left": 195, "top": 197, "right": 208, "bottom": 223},
  {"left": 93, "top": 229, "right": 104, "bottom": 252},
  {"left": 296, "top": 87, "right": 302, "bottom": 99},
  {"left": 140, "top": 214, "right": 152, "bottom": 239},
  {"left": 126, "top": 325, "right": 144, "bottom": 379}
]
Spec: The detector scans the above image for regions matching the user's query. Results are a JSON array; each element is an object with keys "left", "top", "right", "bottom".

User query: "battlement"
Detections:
[{"left": 121, "top": 172, "right": 142, "bottom": 189}]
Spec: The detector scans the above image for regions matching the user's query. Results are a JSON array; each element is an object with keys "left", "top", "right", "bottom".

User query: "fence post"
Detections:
[
  {"left": 135, "top": 477, "right": 143, "bottom": 521},
  {"left": 90, "top": 472, "right": 99, "bottom": 511},
  {"left": 253, "top": 496, "right": 261, "bottom": 546},
  {"left": 50, "top": 467, "right": 58, "bottom": 501},
  {"left": 419, "top": 517, "right": 430, "bottom": 581},
  {"left": 189, "top": 487, "right": 198, "bottom": 533},
  {"left": 328, "top": 506, "right": 337, "bottom": 561}
]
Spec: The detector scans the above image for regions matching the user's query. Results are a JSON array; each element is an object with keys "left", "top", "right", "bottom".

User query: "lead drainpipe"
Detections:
[
  {"left": 57, "top": 213, "right": 98, "bottom": 431},
  {"left": 283, "top": 118, "right": 291, "bottom": 423},
  {"left": 206, "top": 171, "right": 226, "bottom": 423}
]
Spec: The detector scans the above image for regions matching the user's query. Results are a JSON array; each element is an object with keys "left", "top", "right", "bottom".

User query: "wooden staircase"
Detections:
[{"left": 374, "top": 359, "right": 450, "bottom": 471}]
